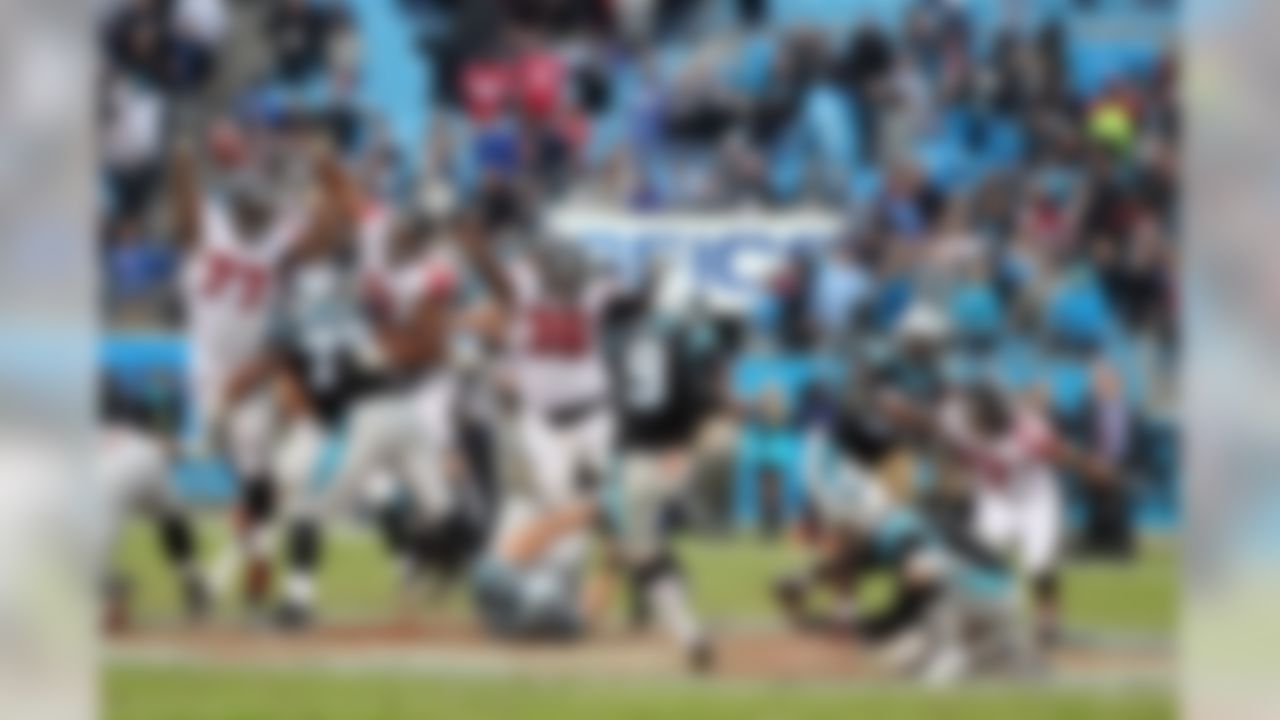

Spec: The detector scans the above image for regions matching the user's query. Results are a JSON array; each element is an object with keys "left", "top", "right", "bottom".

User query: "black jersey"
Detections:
[
  {"left": 607, "top": 315, "right": 707, "bottom": 451},
  {"left": 830, "top": 405, "right": 899, "bottom": 468},
  {"left": 275, "top": 260, "right": 388, "bottom": 427}
]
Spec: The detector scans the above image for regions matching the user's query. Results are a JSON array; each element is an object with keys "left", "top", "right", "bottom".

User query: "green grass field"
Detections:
[
  {"left": 108, "top": 667, "right": 1173, "bottom": 720},
  {"left": 106, "top": 517, "right": 1177, "bottom": 719}
]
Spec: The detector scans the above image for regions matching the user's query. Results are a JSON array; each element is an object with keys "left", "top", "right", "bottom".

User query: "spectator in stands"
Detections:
[
  {"left": 95, "top": 0, "right": 1182, "bottom": 474},
  {"left": 102, "top": 0, "right": 171, "bottom": 89},
  {"left": 1096, "top": 218, "right": 1170, "bottom": 337},
  {"left": 737, "top": 384, "right": 803, "bottom": 535},
  {"left": 837, "top": 17, "right": 895, "bottom": 162},
  {"left": 316, "top": 67, "right": 368, "bottom": 154},
  {"left": 876, "top": 160, "right": 943, "bottom": 242},
  {"left": 769, "top": 250, "right": 819, "bottom": 352},
  {"left": 1074, "top": 362, "right": 1140, "bottom": 558},
  {"left": 810, "top": 233, "right": 874, "bottom": 344},
  {"left": 101, "top": 69, "right": 167, "bottom": 221},
  {"left": 176, "top": 0, "right": 228, "bottom": 50},
  {"left": 265, "top": 0, "right": 337, "bottom": 85},
  {"left": 326, "top": 4, "right": 361, "bottom": 78},
  {"left": 104, "top": 213, "right": 178, "bottom": 319},
  {"left": 170, "top": 0, "right": 227, "bottom": 93}
]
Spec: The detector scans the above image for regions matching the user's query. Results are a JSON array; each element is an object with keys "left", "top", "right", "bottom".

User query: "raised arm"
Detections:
[
  {"left": 286, "top": 142, "right": 363, "bottom": 266},
  {"left": 311, "top": 137, "right": 368, "bottom": 234},
  {"left": 455, "top": 213, "right": 514, "bottom": 307},
  {"left": 169, "top": 141, "right": 202, "bottom": 248}
]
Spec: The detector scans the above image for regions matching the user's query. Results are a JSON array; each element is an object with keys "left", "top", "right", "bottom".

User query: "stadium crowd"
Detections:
[{"left": 100, "top": 0, "right": 1177, "bottom": 552}]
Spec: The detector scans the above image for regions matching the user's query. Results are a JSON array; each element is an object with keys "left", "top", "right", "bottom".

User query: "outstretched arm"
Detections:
[
  {"left": 502, "top": 500, "right": 598, "bottom": 567},
  {"left": 1043, "top": 434, "right": 1119, "bottom": 486}
]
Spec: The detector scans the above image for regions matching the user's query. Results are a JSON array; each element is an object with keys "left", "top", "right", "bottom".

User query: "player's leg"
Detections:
[
  {"left": 619, "top": 450, "right": 713, "bottom": 671},
  {"left": 106, "top": 428, "right": 211, "bottom": 625},
  {"left": 399, "top": 374, "right": 460, "bottom": 526},
  {"left": 391, "top": 441, "right": 460, "bottom": 610},
  {"left": 152, "top": 508, "right": 210, "bottom": 622},
  {"left": 311, "top": 395, "right": 414, "bottom": 518},
  {"left": 774, "top": 542, "right": 867, "bottom": 634},
  {"left": 97, "top": 431, "right": 157, "bottom": 630},
  {"left": 571, "top": 409, "right": 615, "bottom": 496},
  {"left": 635, "top": 547, "right": 713, "bottom": 670},
  {"left": 276, "top": 514, "right": 324, "bottom": 629},
  {"left": 270, "top": 415, "right": 330, "bottom": 628},
  {"left": 1020, "top": 482, "right": 1066, "bottom": 648},
  {"left": 961, "top": 581, "right": 1039, "bottom": 677},
  {"left": 219, "top": 391, "right": 282, "bottom": 614},
  {"left": 864, "top": 549, "right": 951, "bottom": 679},
  {"left": 364, "top": 471, "right": 416, "bottom": 582},
  {"left": 516, "top": 410, "right": 575, "bottom": 505},
  {"left": 370, "top": 375, "right": 472, "bottom": 612},
  {"left": 914, "top": 590, "right": 971, "bottom": 685}
]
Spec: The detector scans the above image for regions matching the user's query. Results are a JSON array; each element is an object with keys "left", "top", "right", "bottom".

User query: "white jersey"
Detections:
[
  {"left": 506, "top": 260, "right": 615, "bottom": 413},
  {"left": 181, "top": 200, "right": 301, "bottom": 399},
  {"left": 354, "top": 206, "right": 395, "bottom": 293},
  {"left": 353, "top": 208, "right": 459, "bottom": 327},
  {"left": 940, "top": 398, "right": 1057, "bottom": 498},
  {"left": 941, "top": 398, "right": 1065, "bottom": 574}
]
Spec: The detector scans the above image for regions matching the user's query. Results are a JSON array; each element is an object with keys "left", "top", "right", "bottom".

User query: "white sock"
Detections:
[
  {"left": 207, "top": 526, "right": 276, "bottom": 599},
  {"left": 649, "top": 575, "right": 703, "bottom": 649},
  {"left": 246, "top": 525, "right": 277, "bottom": 562},
  {"left": 285, "top": 572, "right": 315, "bottom": 608},
  {"left": 208, "top": 544, "right": 243, "bottom": 598}
]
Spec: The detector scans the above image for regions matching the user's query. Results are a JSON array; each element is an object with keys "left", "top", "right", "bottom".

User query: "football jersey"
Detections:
[
  {"left": 275, "top": 258, "right": 384, "bottom": 427},
  {"left": 506, "top": 260, "right": 614, "bottom": 414},
  {"left": 352, "top": 206, "right": 460, "bottom": 368},
  {"left": 181, "top": 200, "right": 301, "bottom": 391},
  {"left": 940, "top": 397, "right": 1057, "bottom": 495},
  {"left": 830, "top": 405, "right": 899, "bottom": 468},
  {"left": 607, "top": 315, "right": 706, "bottom": 450}
]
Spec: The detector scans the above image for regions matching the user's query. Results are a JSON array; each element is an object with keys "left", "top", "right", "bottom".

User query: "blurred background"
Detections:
[
  {"left": 99, "top": 0, "right": 1177, "bottom": 535},
  {"left": 94, "top": 0, "right": 1180, "bottom": 717}
]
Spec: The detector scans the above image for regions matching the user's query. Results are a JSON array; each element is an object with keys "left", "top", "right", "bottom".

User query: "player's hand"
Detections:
[{"left": 1082, "top": 456, "right": 1120, "bottom": 486}]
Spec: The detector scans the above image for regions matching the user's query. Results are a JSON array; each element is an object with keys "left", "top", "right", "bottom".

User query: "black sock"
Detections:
[{"left": 157, "top": 514, "right": 196, "bottom": 567}]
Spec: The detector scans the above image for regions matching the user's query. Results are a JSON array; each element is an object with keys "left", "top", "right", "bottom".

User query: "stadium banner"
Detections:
[{"left": 547, "top": 208, "right": 844, "bottom": 313}]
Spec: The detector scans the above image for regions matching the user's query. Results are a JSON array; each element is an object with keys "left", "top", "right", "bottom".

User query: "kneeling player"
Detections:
[
  {"left": 775, "top": 481, "right": 1030, "bottom": 683},
  {"left": 883, "top": 382, "right": 1115, "bottom": 646},
  {"left": 471, "top": 490, "right": 712, "bottom": 672},
  {"left": 97, "top": 379, "right": 209, "bottom": 630}
]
